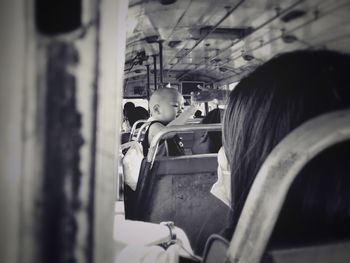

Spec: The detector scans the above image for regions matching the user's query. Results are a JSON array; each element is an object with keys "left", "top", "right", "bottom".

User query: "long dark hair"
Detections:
[{"left": 223, "top": 50, "right": 350, "bottom": 245}]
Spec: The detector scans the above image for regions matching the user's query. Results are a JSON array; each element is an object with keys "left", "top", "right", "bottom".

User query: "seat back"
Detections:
[
  {"left": 202, "top": 235, "right": 230, "bottom": 263},
  {"left": 129, "top": 119, "right": 148, "bottom": 141},
  {"left": 137, "top": 154, "right": 218, "bottom": 243},
  {"left": 227, "top": 110, "right": 350, "bottom": 263},
  {"left": 147, "top": 124, "right": 221, "bottom": 165},
  {"left": 125, "top": 124, "right": 226, "bottom": 251},
  {"left": 265, "top": 241, "right": 350, "bottom": 263},
  {"left": 135, "top": 121, "right": 152, "bottom": 142}
]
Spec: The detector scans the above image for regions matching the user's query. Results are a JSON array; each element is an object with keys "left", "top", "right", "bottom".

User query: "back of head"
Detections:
[
  {"left": 192, "top": 108, "right": 223, "bottom": 154},
  {"left": 128, "top": 106, "right": 149, "bottom": 127},
  {"left": 202, "top": 108, "right": 223, "bottom": 125},
  {"left": 194, "top": 110, "right": 203, "bottom": 118},
  {"left": 223, "top": 50, "right": 350, "bottom": 241},
  {"left": 149, "top": 88, "right": 183, "bottom": 122},
  {"left": 149, "top": 88, "right": 181, "bottom": 108},
  {"left": 123, "top": 102, "right": 135, "bottom": 117}
]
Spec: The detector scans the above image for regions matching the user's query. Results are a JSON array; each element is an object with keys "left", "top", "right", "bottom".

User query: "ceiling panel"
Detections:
[{"left": 124, "top": 0, "right": 350, "bottom": 93}]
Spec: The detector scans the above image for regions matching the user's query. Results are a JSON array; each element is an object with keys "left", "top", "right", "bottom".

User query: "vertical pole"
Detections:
[
  {"left": 146, "top": 64, "right": 150, "bottom": 101},
  {"left": 0, "top": 1, "right": 27, "bottom": 262},
  {"left": 205, "top": 102, "right": 209, "bottom": 114},
  {"left": 94, "top": 0, "right": 128, "bottom": 262},
  {"left": 158, "top": 41, "right": 163, "bottom": 85},
  {"left": 152, "top": 54, "right": 157, "bottom": 90}
]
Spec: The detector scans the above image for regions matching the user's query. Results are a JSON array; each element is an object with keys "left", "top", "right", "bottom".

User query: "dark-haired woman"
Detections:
[{"left": 220, "top": 50, "right": 350, "bottom": 248}]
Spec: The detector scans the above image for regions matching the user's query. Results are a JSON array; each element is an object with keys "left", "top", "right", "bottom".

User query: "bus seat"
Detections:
[
  {"left": 226, "top": 110, "right": 350, "bottom": 263},
  {"left": 178, "top": 131, "right": 194, "bottom": 154},
  {"left": 124, "top": 124, "right": 226, "bottom": 253},
  {"left": 121, "top": 132, "right": 130, "bottom": 144},
  {"left": 265, "top": 241, "right": 350, "bottom": 263},
  {"left": 186, "top": 118, "right": 203, "bottom": 125},
  {"left": 124, "top": 157, "right": 149, "bottom": 219},
  {"left": 202, "top": 234, "right": 230, "bottom": 263},
  {"left": 147, "top": 124, "right": 221, "bottom": 166},
  {"left": 129, "top": 119, "right": 148, "bottom": 141},
  {"left": 135, "top": 154, "right": 226, "bottom": 252}
]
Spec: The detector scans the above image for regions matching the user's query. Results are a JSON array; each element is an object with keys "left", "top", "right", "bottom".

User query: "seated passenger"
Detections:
[
  {"left": 191, "top": 108, "right": 223, "bottom": 154},
  {"left": 122, "top": 101, "right": 135, "bottom": 132},
  {"left": 142, "top": 88, "right": 199, "bottom": 157},
  {"left": 194, "top": 110, "right": 203, "bottom": 118},
  {"left": 219, "top": 50, "right": 350, "bottom": 247},
  {"left": 128, "top": 106, "right": 150, "bottom": 128}
]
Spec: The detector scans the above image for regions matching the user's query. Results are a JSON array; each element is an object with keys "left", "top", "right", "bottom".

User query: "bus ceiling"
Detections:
[{"left": 124, "top": 0, "right": 350, "bottom": 91}]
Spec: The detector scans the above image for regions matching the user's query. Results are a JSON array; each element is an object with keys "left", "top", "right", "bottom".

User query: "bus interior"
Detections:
[{"left": 1, "top": 0, "right": 350, "bottom": 262}]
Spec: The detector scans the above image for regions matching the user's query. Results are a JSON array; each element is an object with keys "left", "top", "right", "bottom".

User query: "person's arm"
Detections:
[
  {"left": 114, "top": 220, "right": 195, "bottom": 263},
  {"left": 148, "top": 90, "right": 218, "bottom": 141},
  {"left": 114, "top": 219, "right": 172, "bottom": 246},
  {"left": 168, "top": 92, "right": 202, "bottom": 126},
  {"left": 147, "top": 107, "right": 197, "bottom": 142},
  {"left": 168, "top": 104, "right": 198, "bottom": 127}
]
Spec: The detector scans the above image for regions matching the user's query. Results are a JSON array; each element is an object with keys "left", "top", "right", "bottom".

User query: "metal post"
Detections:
[
  {"left": 152, "top": 54, "right": 157, "bottom": 90},
  {"left": 205, "top": 102, "right": 209, "bottom": 114},
  {"left": 158, "top": 41, "right": 163, "bottom": 85},
  {"left": 146, "top": 64, "right": 150, "bottom": 101}
]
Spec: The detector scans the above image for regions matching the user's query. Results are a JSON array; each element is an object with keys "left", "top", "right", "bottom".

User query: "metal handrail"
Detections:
[
  {"left": 136, "top": 121, "right": 152, "bottom": 142},
  {"left": 227, "top": 110, "right": 350, "bottom": 263},
  {"left": 129, "top": 119, "right": 148, "bottom": 141},
  {"left": 185, "top": 118, "right": 203, "bottom": 124},
  {"left": 147, "top": 123, "right": 222, "bottom": 166}
]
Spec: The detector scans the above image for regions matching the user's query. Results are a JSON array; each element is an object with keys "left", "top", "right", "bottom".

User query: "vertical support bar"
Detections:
[
  {"left": 152, "top": 54, "right": 157, "bottom": 90},
  {"left": 94, "top": 0, "right": 128, "bottom": 262},
  {"left": 158, "top": 41, "right": 163, "bottom": 85},
  {"left": 0, "top": 1, "right": 27, "bottom": 262},
  {"left": 146, "top": 64, "right": 150, "bottom": 101},
  {"left": 87, "top": 0, "right": 101, "bottom": 261},
  {"left": 205, "top": 102, "right": 209, "bottom": 114},
  {"left": 42, "top": 42, "right": 84, "bottom": 263}
]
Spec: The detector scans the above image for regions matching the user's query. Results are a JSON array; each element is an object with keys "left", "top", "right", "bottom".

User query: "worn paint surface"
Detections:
[{"left": 41, "top": 41, "right": 84, "bottom": 263}]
